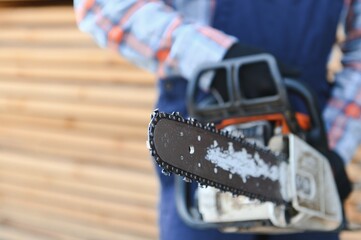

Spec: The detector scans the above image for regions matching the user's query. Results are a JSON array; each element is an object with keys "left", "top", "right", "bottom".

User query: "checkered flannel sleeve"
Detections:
[
  {"left": 74, "top": 0, "right": 236, "bottom": 81},
  {"left": 323, "top": 0, "right": 361, "bottom": 163}
]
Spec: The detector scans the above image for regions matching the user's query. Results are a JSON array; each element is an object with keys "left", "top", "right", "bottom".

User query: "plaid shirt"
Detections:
[{"left": 75, "top": 0, "right": 361, "bottom": 163}]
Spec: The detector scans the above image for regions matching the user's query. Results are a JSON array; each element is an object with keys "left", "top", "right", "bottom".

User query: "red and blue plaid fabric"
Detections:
[
  {"left": 75, "top": 0, "right": 361, "bottom": 163},
  {"left": 74, "top": 0, "right": 235, "bottom": 81},
  {"left": 324, "top": 0, "right": 361, "bottom": 162}
]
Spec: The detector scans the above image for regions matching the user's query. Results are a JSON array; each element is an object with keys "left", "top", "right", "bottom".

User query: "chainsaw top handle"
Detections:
[
  {"left": 186, "top": 54, "right": 328, "bottom": 150},
  {"left": 188, "top": 54, "right": 296, "bottom": 129}
]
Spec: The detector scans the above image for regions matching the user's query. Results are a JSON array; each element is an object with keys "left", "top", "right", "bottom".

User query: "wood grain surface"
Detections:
[{"left": 0, "top": 4, "right": 158, "bottom": 240}]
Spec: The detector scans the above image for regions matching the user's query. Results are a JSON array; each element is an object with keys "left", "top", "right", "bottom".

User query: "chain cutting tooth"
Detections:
[
  {"left": 207, "top": 122, "right": 215, "bottom": 127},
  {"left": 150, "top": 109, "right": 159, "bottom": 119},
  {"left": 151, "top": 150, "right": 156, "bottom": 156},
  {"left": 161, "top": 169, "right": 171, "bottom": 176},
  {"left": 171, "top": 111, "right": 180, "bottom": 117},
  {"left": 183, "top": 177, "right": 192, "bottom": 183},
  {"left": 206, "top": 122, "right": 215, "bottom": 131}
]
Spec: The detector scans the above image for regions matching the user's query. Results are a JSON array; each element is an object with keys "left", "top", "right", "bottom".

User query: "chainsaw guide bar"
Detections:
[{"left": 147, "top": 110, "right": 288, "bottom": 205}]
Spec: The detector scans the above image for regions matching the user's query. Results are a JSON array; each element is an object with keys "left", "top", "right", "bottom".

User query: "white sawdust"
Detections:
[{"left": 205, "top": 140, "right": 279, "bottom": 183}]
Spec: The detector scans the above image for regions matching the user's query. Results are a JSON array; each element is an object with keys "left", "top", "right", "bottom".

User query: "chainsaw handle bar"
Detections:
[
  {"left": 187, "top": 54, "right": 327, "bottom": 147},
  {"left": 187, "top": 54, "right": 293, "bottom": 126}
]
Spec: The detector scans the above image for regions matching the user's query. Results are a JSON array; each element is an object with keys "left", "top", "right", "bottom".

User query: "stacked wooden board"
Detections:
[
  {"left": 343, "top": 155, "right": 361, "bottom": 239},
  {"left": 0, "top": 3, "right": 361, "bottom": 240},
  {"left": 0, "top": 4, "right": 158, "bottom": 240}
]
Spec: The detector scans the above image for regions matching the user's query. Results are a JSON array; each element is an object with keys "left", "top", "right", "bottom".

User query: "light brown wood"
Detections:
[
  {"left": 0, "top": 63, "right": 155, "bottom": 84},
  {"left": 0, "top": 97, "right": 151, "bottom": 125},
  {"left": 346, "top": 163, "right": 361, "bottom": 183},
  {"left": 0, "top": 221, "right": 85, "bottom": 240},
  {"left": 0, "top": 224, "right": 51, "bottom": 240},
  {"left": 0, "top": 124, "right": 149, "bottom": 160},
  {"left": 0, "top": 183, "right": 157, "bottom": 232},
  {"left": 0, "top": 3, "right": 160, "bottom": 240},
  {"left": 0, "top": 137, "right": 151, "bottom": 172},
  {"left": 0, "top": 168, "right": 157, "bottom": 208},
  {"left": 0, "top": 207, "right": 152, "bottom": 240},
  {"left": 0, "top": 113, "right": 146, "bottom": 139},
  {"left": 0, "top": 150, "right": 157, "bottom": 193},
  {"left": 0, "top": 80, "right": 156, "bottom": 107},
  {"left": 0, "top": 47, "right": 129, "bottom": 64},
  {"left": 341, "top": 231, "right": 361, "bottom": 240},
  {"left": 0, "top": 28, "right": 91, "bottom": 43},
  {"left": 0, "top": 6, "right": 75, "bottom": 25}
]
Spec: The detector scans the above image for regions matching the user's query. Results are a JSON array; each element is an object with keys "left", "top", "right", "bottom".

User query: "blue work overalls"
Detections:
[{"left": 155, "top": 1, "right": 344, "bottom": 239}]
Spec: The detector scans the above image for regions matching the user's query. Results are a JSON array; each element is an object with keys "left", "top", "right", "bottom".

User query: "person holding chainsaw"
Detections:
[{"left": 75, "top": 0, "right": 361, "bottom": 239}]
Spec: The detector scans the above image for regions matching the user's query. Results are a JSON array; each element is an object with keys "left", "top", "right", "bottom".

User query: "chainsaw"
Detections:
[{"left": 147, "top": 54, "right": 352, "bottom": 233}]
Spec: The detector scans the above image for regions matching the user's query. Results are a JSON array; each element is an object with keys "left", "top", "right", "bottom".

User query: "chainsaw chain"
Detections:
[{"left": 147, "top": 109, "right": 286, "bottom": 205}]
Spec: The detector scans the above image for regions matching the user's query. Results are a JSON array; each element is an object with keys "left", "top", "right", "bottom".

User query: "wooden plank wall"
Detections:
[
  {"left": 0, "top": 3, "right": 361, "bottom": 240},
  {"left": 0, "top": 5, "right": 159, "bottom": 240}
]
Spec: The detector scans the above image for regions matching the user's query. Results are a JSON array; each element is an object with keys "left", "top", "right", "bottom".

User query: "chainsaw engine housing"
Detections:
[{"left": 197, "top": 134, "right": 342, "bottom": 233}]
